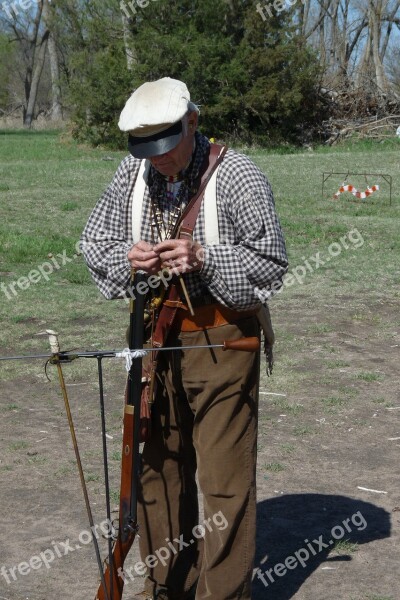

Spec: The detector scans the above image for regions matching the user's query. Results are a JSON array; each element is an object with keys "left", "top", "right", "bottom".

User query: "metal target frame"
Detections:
[{"left": 322, "top": 171, "right": 393, "bottom": 205}]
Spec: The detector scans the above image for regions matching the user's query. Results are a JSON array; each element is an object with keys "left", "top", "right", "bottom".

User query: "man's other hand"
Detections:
[
  {"left": 128, "top": 240, "right": 162, "bottom": 274},
  {"left": 154, "top": 239, "right": 204, "bottom": 274}
]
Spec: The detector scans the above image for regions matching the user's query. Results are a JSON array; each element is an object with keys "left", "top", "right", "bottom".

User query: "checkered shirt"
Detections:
[{"left": 80, "top": 140, "right": 288, "bottom": 310}]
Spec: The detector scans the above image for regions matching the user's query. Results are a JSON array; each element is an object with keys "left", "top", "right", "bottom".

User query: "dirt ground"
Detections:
[{"left": 0, "top": 297, "right": 399, "bottom": 600}]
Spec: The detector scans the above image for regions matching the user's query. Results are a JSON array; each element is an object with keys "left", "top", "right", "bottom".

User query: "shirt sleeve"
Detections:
[
  {"left": 80, "top": 157, "right": 138, "bottom": 299},
  {"left": 199, "top": 152, "right": 288, "bottom": 310}
]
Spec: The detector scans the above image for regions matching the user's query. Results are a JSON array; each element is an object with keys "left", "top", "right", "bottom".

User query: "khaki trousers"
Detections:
[{"left": 137, "top": 316, "right": 260, "bottom": 599}]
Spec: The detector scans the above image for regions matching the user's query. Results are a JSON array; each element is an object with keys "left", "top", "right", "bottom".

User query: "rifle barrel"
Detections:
[{"left": 0, "top": 338, "right": 260, "bottom": 362}]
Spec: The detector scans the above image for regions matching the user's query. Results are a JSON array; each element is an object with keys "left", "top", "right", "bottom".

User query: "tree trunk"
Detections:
[
  {"left": 23, "top": 1, "right": 43, "bottom": 123},
  {"left": 379, "top": 0, "right": 400, "bottom": 62},
  {"left": 330, "top": 0, "right": 340, "bottom": 71},
  {"left": 43, "top": 0, "right": 63, "bottom": 120},
  {"left": 24, "top": 30, "right": 49, "bottom": 127},
  {"left": 318, "top": 1, "right": 327, "bottom": 69},
  {"left": 121, "top": 13, "right": 137, "bottom": 71},
  {"left": 47, "top": 33, "right": 63, "bottom": 120},
  {"left": 370, "top": 0, "right": 389, "bottom": 92},
  {"left": 298, "top": 0, "right": 309, "bottom": 37},
  {"left": 337, "top": 0, "right": 350, "bottom": 83},
  {"left": 356, "top": 35, "right": 371, "bottom": 88}
]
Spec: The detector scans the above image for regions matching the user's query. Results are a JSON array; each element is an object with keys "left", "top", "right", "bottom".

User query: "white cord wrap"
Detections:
[{"left": 115, "top": 348, "right": 149, "bottom": 372}]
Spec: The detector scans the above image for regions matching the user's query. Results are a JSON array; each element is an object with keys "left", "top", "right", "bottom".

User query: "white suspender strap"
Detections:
[
  {"left": 131, "top": 159, "right": 150, "bottom": 244},
  {"left": 203, "top": 164, "right": 221, "bottom": 245}
]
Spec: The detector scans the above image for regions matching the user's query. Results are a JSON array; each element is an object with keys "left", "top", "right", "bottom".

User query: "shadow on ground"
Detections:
[{"left": 253, "top": 494, "right": 391, "bottom": 599}]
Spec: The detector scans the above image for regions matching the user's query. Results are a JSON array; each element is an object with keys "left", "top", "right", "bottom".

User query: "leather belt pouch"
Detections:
[{"left": 174, "top": 303, "right": 257, "bottom": 332}]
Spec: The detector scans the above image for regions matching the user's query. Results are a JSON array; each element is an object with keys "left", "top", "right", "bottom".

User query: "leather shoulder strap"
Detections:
[
  {"left": 151, "top": 144, "right": 227, "bottom": 350},
  {"left": 177, "top": 143, "right": 228, "bottom": 240}
]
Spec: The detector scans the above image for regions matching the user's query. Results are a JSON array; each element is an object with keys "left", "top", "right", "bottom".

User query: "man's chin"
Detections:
[
  {"left": 150, "top": 160, "right": 181, "bottom": 178},
  {"left": 157, "top": 168, "right": 175, "bottom": 177}
]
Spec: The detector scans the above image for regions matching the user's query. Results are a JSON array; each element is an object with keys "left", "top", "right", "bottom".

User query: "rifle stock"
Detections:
[{"left": 96, "top": 270, "right": 146, "bottom": 600}]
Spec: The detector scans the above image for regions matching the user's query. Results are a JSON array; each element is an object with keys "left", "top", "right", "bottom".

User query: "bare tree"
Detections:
[
  {"left": 0, "top": 0, "right": 65, "bottom": 125},
  {"left": 1, "top": 1, "right": 50, "bottom": 125},
  {"left": 387, "top": 46, "right": 400, "bottom": 91},
  {"left": 24, "top": 24, "right": 49, "bottom": 126},
  {"left": 297, "top": 0, "right": 400, "bottom": 95},
  {"left": 369, "top": 0, "right": 389, "bottom": 92},
  {"left": 42, "top": 0, "right": 63, "bottom": 120},
  {"left": 121, "top": 12, "right": 137, "bottom": 71}
]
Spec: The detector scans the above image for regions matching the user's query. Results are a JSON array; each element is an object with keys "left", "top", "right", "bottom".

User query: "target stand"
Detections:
[{"left": 322, "top": 171, "right": 392, "bottom": 205}]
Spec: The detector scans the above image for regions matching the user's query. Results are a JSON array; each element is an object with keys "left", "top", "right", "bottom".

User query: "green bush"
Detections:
[{"left": 62, "top": 0, "right": 324, "bottom": 147}]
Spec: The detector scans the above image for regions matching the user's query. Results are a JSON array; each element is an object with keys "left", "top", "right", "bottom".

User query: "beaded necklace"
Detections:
[
  {"left": 150, "top": 175, "right": 184, "bottom": 242},
  {"left": 147, "top": 133, "right": 210, "bottom": 243}
]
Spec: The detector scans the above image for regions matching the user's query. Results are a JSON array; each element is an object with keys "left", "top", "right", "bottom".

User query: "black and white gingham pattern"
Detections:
[{"left": 80, "top": 136, "right": 288, "bottom": 310}]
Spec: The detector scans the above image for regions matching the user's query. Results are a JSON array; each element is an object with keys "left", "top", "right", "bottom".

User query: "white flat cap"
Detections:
[{"left": 119, "top": 77, "right": 191, "bottom": 158}]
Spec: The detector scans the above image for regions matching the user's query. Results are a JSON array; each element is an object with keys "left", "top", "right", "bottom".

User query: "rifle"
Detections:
[
  {"left": 95, "top": 269, "right": 146, "bottom": 599},
  {"left": 0, "top": 274, "right": 259, "bottom": 599},
  {"left": 46, "top": 269, "right": 146, "bottom": 600}
]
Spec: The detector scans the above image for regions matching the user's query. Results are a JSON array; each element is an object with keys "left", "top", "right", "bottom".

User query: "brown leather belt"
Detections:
[{"left": 166, "top": 302, "right": 258, "bottom": 332}]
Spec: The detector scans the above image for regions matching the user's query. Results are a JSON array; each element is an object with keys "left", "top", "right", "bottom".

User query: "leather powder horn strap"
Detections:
[
  {"left": 177, "top": 143, "right": 228, "bottom": 241},
  {"left": 137, "top": 143, "right": 229, "bottom": 441},
  {"left": 152, "top": 143, "right": 228, "bottom": 349}
]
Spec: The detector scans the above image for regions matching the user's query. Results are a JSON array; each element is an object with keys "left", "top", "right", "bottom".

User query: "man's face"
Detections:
[{"left": 149, "top": 112, "right": 198, "bottom": 177}]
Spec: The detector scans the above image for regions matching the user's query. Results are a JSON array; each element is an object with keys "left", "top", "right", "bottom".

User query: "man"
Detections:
[{"left": 81, "top": 77, "right": 288, "bottom": 599}]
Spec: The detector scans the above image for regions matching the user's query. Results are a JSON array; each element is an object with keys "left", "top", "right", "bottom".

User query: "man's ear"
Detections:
[{"left": 188, "top": 111, "right": 198, "bottom": 131}]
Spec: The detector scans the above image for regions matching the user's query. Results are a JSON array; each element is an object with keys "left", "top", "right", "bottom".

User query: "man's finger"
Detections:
[
  {"left": 128, "top": 248, "right": 158, "bottom": 262},
  {"left": 129, "top": 256, "right": 161, "bottom": 274},
  {"left": 154, "top": 240, "right": 183, "bottom": 253},
  {"left": 135, "top": 240, "right": 155, "bottom": 251},
  {"left": 158, "top": 250, "right": 183, "bottom": 263}
]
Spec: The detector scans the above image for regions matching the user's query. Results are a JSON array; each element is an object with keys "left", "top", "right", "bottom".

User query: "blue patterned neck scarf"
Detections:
[{"left": 148, "top": 132, "right": 210, "bottom": 210}]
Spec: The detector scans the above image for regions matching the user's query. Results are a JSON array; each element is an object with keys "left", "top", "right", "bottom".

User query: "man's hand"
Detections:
[
  {"left": 127, "top": 241, "right": 162, "bottom": 274},
  {"left": 154, "top": 239, "right": 204, "bottom": 274}
]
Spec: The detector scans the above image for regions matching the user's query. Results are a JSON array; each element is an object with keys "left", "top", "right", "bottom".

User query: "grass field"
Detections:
[
  {"left": 0, "top": 131, "right": 399, "bottom": 376},
  {"left": 0, "top": 130, "right": 399, "bottom": 600},
  {"left": 1, "top": 132, "right": 399, "bottom": 359}
]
